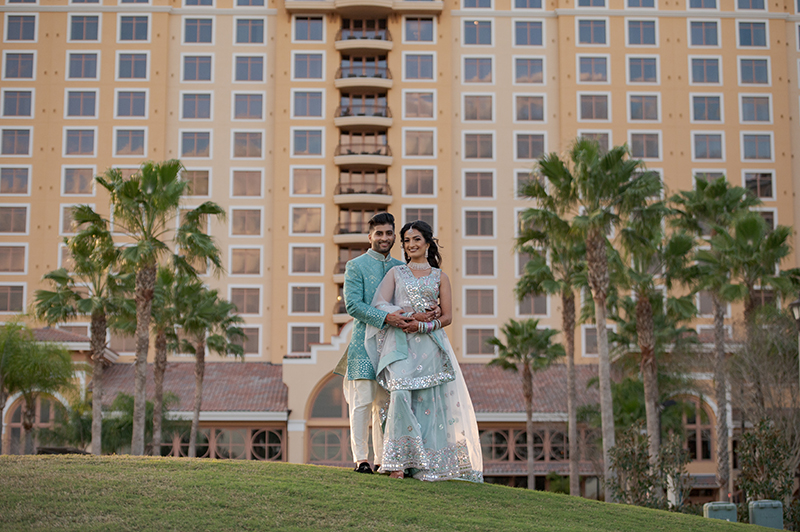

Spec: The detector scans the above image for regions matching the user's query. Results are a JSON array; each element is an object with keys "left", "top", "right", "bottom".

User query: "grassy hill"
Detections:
[{"left": 0, "top": 456, "right": 762, "bottom": 531}]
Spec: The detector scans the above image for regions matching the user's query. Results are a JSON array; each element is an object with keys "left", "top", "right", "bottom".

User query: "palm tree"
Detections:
[
  {"left": 0, "top": 322, "right": 32, "bottom": 455},
  {"left": 150, "top": 267, "right": 180, "bottom": 456},
  {"left": 488, "top": 319, "right": 565, "bottom": 490},
  {"left": 670, "top": 175, "right": 758, "bottom": 501},
  {"left": 176, "top": 278, "right": 245, "bottom": 458},
  {"left": 80, "top": 160, "right": 225, "bottom": 455},
  {"left": 516, "top": 173, "right": 586, "bottom": 496},
  {"left": 33, "top": 221, "right": 126, "bottom": 456}
]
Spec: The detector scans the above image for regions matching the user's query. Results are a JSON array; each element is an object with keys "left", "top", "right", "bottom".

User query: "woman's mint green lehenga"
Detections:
[{"left": 365, "top": 265, "right": 483, "bottom": 482}]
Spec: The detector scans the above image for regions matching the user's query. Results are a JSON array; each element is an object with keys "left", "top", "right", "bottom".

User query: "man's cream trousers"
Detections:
[{"left": 344, "top": 378, "right": 388, "bottom": 464}]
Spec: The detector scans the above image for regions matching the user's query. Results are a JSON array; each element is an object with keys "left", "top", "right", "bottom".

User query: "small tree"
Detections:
[
  {"left": 37, "top": 398, "right": 92, "bottom": 452},
  {"left": 102, "top": 392, "right": 187, "bottom": 455},
  {"left": 488, "top": 319, "right": 565, "bottom": 490},
  {"left": 0, "top": 322, "right": 31, "bottom": 455},
  {"left": 738, "top": 419, "right": 794, "bottom": 502}
]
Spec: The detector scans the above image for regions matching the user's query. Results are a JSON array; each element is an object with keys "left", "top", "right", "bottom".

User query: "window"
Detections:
[
  {"left": 580, "top": 94, "right": 608, "bottom": 120},
  {"left": 631, "top": 133, "right": 659, "bottom": 158},
  {"left": 118, "top": 53, "right": 147, "bottom": 79},
  {"left": 63, "top": 130, "right": 95, "bottom": 156},
  {"left": 63, "top": 168, "right": 92, "bottom": 195},
  {"left": 464, "top": 133, "right": 493, "bottom": 159},
  {"left": 0, "top": 206, "right": 27, "bottom": 233},
  {"left": 291, "top": 286, "right": 321, "bottom": 314},
  {"left": 181, "top": 170, "right": 209, "bottom": 196},
  {"left": 235, "top": 56, "right": 264, "bottom": 82},
  {"left": 520, "top": 293, "right": 547, "bottom": 315},
  {"left": 293, "top": 91, "right": 323, "bottom": 118},
  {"left": 579, "top": 57, "right": 607, "bottom": 82},
  {"left": 405, "top": 169, "right": 434, "bottom": 195},
  {"left": 236, "top": 19, "right": 264, "bottom": 44},
  {"left": 120, "top": 16, "right": 148, "bottom": 41},
  {"left": 516, "top": 96, "right": 544, "bottom": 121},
  {"left": 291, "top": 247, "right": 321, "bottom": 274},
  {"left": 629, "top": 95, "right": 658, "bottom": 120},
  {"left": 231, "top": 209, "right": 261, "bottom": 236},
  {"left": 232, "top": 170, "right": 261, "bottom": 197},
  {"left": 694, "top": 134, "right": 723, "bottom": 159},
  {"left": 692, "top": 96, "right": 721, "bottom": 121},
  {"left": 404, "top": 207, "right": 435, "bottom": 227},
  {"left": 578, "top": 20, "right": 606, "bottom": 45},
  {"left": 691, "top": 58, "right": 719, "bottom": 83},
  {"left": 515, "top": 58, "right": 544, "bottom": 83},
  {"left": 117, "top": 91, "right": 146, "bottom": 118},
  {"left": 465, "top": 329, "right": 495, "bottom": 356},
  {"left": 291, "top": 168, "right": 322, "bottom": 195},
  {"left": 738, "top": 22, "right": 766, "bottom": 47},
  {"left": 465, "top": 249, "right": 494, "bottom": 276},
  {"left": 115, "top": 129, "right": 145, "bottom": 156},
  {"left": 583, "top": 326, "right": 615, "bottom": 356},
  {"left": 580, "top": 132, "right": 610, "bottom": 153},
  {"left": 465, "top": 172, "right": 493, "bottom": 198},
  {"left": 628, "top": 21, "right": 656, "bottom": 45},
  {"left": 1, "top": 168, "right": 28, "bottom": 194},
  {"left": 61, "top": 205, "right": 79, "bottom": 234},
  {"left": 578, "top": 0, "right": 604, "bottom": 5},
  {"left": 290, "top": 326, "right": 320, "bottom": 354},
  {"left": 515, "top": 0, "right": 542, "bottom": 6},
  {"left": 755, "top": 211, "right": 775, "bottom": 232},
  {"left": 465, "top": 210, "right": 493, "bottom": 236},
  {"left": 293, "top": 130, "right": 322, "bottom": 156},
  {"left": 465, "top": 0, "right": 491, "bottom": 6},
  {"left": 295, "top": 16, "right": 323, "bottom": 41},
  {"left": 234, "top": 94, "right": 263, "bottom": 119},
  {"left": 183, "top": 56, "right": 212, "bottom": 82},
  {"left": 405, "top": 54, "right": 434, "bottom": 80},
  {"left": 3, "top": 91, "right": 32, "bottom": 117},
  {"left": 0, "top": 246, "right": 24, "bottom": 273},
  {"left": 464, "top": 58, "right": 492, "bottom": 83},
  {"left": 233, "top": 132, "right": 262, "bottom": 158},
  {"left": 291, "top": 206, "right": 322, "bottom": 234},
  {"left": 405, "top": 130, "right": 434, "bottom": 157},
  {"left": 293, "top": 53, "right": 322, "bottom": 80},
  {"left": 185, "top": 0, "right": 212, "bottom": 4},
  {"left": 181, "top": 132, "right": 210, "bottom": 158},
  {"left": 690, "top": 21, "right": 718, "bottom": 46},
  {"left": 1, "top": 130, "right": 30, "bottom": 156},
  {"left": 740, "top": 59, "right": 768, "bottom": 84},
  {"left": 230, "top": 248, "right": 261, "bottom": 275},
  {"left": 405, "top": 18, "right": 433, "bottom": 42},
  {"left": 745, "top": 172, "right": 772, "bottom": 199},
  {"left": 465, "top": 20, "right": 491, "bottom": 45},
  {"left": 741, "top": 96, "right": 769, "bottom": 122},
  {"left": 465, "top": 288, "right": 494, "bottom": 315},
  {"left": 70, "top": 15, "right": 99, "bottom": 41},
  {"left": 405, "top": 92, "right": 434, "bottom": 118},
  {"left": 684, "top": 400, "right": 713, "bottom": 461},
  {"left": 68, "top": 53, "right": 98, "bottom": 79},
  {"left": 184, "top": 18, "right": 212, "bottom": 43},
  {"left": 690, "top": 0, "right": 715, "bottom": 6},
  {"left": 4, "top": 53, "right": 34, "bottom": 79},
  {"left": 6, "top": 16, "right": 35, "bottom": 41},
  {"left": 515, "top": 21, "right": 542, "bottom": 46},
  {"left": 629, "top": 58, "right": 657, "bottom": 83},
  {"left": 0, "top": 285, "right": 24, "bottom": 312},
  {"left": 517, "top": 134, "right": 545, "bottom": 159},
  {"left": 629, "top": 0, "right": 655, "bottom": 5},
  {"left": 231, "top": 287, "right": 259, "bottom": 314},
  {"left": 464, "top": 95, "right": 493, "bottom": 121},
  {"left": 742, "top": 134, "right": 771, "bottom": 160},
  {"left": 738, "top": 0, "right": 764, "bottom": 7}
]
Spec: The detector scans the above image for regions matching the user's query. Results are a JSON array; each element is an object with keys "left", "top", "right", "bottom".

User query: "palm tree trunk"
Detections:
[
  {"left": 743, "top": 288, "right": 766, "bottom": 410},
  {"left": 189, "top": 337, "right": 205, "bottom": 458},
  {"left": 0, "top": 373, "right": 5, "bottom": 455},
  {"left": 152, "top": 329, "right": 167, "bottom": 457},
  {"left": 131, "top": 263, "right": 156, "bottom": 456},
  {"left": 22, "top": 396, "right": 35, "bottom": 455},
  {"left": 712, "top": 293, "right": 730, "bottom": 501},
  {"left": 635, "top": 291, "right": 660, "bottom": 463},
  {"left": 562, "top": 290, "right": 579, "bottom": 496},
  {"left": 522, "top": 362, "right": 535, "bottom": 490},
  {"left": 90, "top": 312, "right": 107, "bottom": 456},
  {"left": 586, "top": 229, "right": 616, "bottom": 502}
]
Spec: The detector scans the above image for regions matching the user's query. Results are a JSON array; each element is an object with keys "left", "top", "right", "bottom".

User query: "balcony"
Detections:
[
  {"left": 333, "top": 300, "right": 351, "bottom": 324},
  {"left": 392, "top": 0, "right": 444, "bottom": 13},
  {"left": 334, "top": 143, "right": 392, "bottom": 167},
  {"left": 335, "top": 28, "right": 393, "bottom": 54},
  {"left": 334, "top": 104, "right": 392, "bottom": 129},
  {"left": 334, "top": 0, "right": 393, "bottom": 16},
  {"left": 334, "top": 66, "right": 393, "bottom": 91},
  {"left": 333, "top": 222, "right": 370, "bottom": 245},
  {"left": 284, "top": 0, "right": 335, "bottom": 13},
  {"left": 333, "top": 261, "right": 347, "bottom": 284},
  {"left": 334, "top": 182, "right": 392, "bottom": 207}
]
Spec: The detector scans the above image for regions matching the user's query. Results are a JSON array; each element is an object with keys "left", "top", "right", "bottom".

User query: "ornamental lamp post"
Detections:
[{"left": 788, "top": 295, "right": 800, "bottom": 406}]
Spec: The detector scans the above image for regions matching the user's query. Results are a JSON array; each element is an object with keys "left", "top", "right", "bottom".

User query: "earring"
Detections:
[{"left": 425, "top": 247, "right": 429, "bottom": 259}]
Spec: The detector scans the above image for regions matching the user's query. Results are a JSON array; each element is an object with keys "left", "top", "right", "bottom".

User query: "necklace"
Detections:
[{"left": 407, "top": 261, "right": 431, "bottom": 271}]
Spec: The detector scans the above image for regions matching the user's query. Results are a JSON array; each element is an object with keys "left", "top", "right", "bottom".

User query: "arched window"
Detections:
[
  {"left": 307, "top": 373, "right": 355, "bottom": 466},
  {"left": 685, "top": 398, "right": 714, "bottom": 461},
  {"left": 4, "top": 396, "right": 56, "bottom": 455}
]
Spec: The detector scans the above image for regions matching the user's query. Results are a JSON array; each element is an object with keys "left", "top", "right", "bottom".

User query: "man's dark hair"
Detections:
[{"left": 368, "top": 212, "right": 395, "bottom": 232}]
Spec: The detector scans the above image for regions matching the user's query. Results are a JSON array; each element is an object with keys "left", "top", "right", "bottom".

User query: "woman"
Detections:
[{"left": 365, "top": 221, "right": 483, "bottom": 482}]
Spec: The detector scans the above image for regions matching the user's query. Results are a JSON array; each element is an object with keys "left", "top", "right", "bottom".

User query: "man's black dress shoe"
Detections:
[
  {"left": 373, "top": 464, "right": 381, "bottom": 473},
  {"left": 354, "top": 462, "right": 373, "bottom": 474}
]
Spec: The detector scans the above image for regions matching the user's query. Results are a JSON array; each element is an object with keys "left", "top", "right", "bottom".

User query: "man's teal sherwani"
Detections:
[{"left": 335, "top": 249, "right": 404, "bottom": 380}]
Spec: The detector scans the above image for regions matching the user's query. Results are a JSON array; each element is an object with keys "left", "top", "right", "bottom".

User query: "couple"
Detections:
[{"left": 335, "top": 212, "right": 483, "bottom": 483}]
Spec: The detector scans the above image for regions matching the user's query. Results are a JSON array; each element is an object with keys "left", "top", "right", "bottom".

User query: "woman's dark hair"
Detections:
[{"left": 400, "top": 220, "right": 442, "bottom": 269}]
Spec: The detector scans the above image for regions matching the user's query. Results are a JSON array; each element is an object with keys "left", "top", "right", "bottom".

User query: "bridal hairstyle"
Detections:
[{"left": 400, "top": 220, "right": 442, "bottom": 269}]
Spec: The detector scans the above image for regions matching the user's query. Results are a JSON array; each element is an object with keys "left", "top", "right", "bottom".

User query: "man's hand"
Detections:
[
  {"left": 412, "top": 304, "right": 441, "bottom": 322},
  {"left": 385, "top": 310, "right": 411, "bottom": 329},
  {"left": 401, "top": 319, "right": 420, "bottom": 334}
]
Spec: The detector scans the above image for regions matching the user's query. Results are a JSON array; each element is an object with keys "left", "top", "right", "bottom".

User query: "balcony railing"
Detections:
[
  {"left": 335, "top": 66, "right": 392, "bottom": 80},
  {"left": 333, "top": 300, "right": 347, "bottom": 314},
  {"left": 334, "top": 143, "right": 391, "bottom": 157},
  {"left": 334, "top": 261, "right": 348, "bottom": 275},
  {"left": 336, "top": 28, "right": 392, "bottom": 41},
  {"left": 335, "top": 105, "right": 391, "bottom": 118},
  {"left": 334, "top": 182, "right": 392, "bottom": 195},
  {"left": 335, "top": 221, "right": 370, "bottom": 235}
]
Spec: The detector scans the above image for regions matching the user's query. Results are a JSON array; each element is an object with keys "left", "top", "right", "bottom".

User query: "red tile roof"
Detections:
[
  {"left": 33, "top": 328, "right": 90, "bottom": 344},
  {"left": 461, "top": 363, "right": 599, "bottom": 414},
  {"left": 101, "top": 362, "right": 288, "bottom": 413}
]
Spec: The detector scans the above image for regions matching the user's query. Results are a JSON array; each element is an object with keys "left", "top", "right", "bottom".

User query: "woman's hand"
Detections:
[{"left": 401, "top": 319, "right": 420, "bottom": 334}]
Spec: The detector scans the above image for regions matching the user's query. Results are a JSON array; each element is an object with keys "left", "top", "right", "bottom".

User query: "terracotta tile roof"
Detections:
[
  {"left": 461, "top": 363, "right": 599, "bottom": 414},
  {"left": 32, "top": 328, "right": 90, "bottom": 344},
  {"left": 101, "top": 362, "right": 288, "bottom": 413}
]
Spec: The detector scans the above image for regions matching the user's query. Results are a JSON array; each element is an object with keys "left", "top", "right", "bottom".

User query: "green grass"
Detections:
[{"left": 0, "top": 456, "right": 763, "bottom": 531}]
